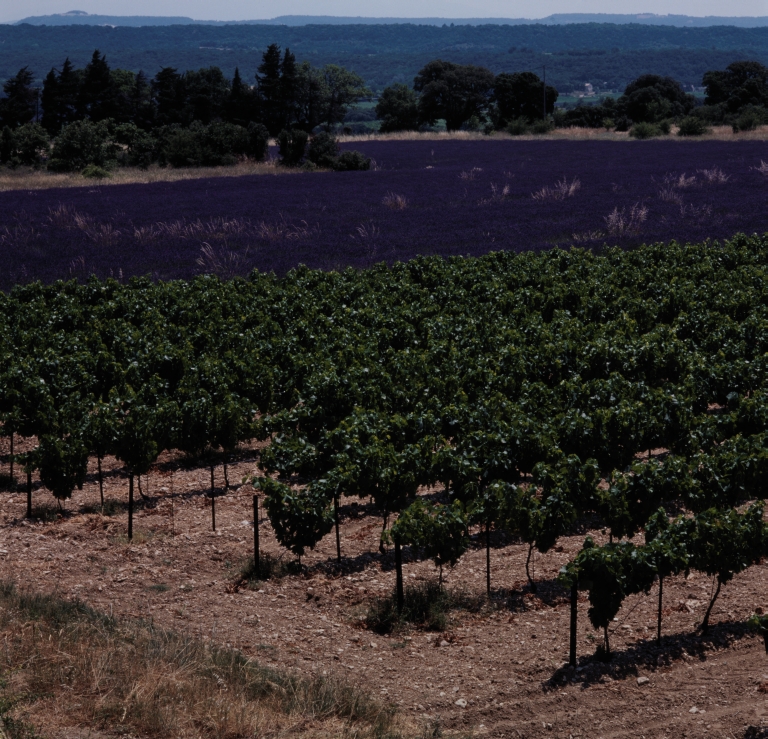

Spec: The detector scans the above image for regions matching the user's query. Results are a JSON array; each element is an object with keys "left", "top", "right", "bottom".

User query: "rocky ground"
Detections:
[{"left": 1, "top": 438, "right": 767, "bottom": 739}]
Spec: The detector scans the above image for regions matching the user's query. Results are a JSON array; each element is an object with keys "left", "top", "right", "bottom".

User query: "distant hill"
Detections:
[
  {"left": 12, "top": 11, "right": 768, "bottom": 28},
  {"left": 2, "top": 20, "right": 768, "bottom": 94}
]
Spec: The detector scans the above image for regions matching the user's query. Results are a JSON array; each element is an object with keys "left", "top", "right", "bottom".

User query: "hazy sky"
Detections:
[{"left": 3, "top": 0, "right": 768, "bottom": 24}]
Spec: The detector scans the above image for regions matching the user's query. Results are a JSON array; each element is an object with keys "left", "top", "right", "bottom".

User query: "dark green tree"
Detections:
[
  {"left": 183, "top": 66, "right": 230, "bottom": 124},
  {"left": 152, "top": 67, "right": 186, "bottom": 126},
  {"left": 493, "top": 71, "right": 558, "bottom": 125},
  {"left": 319, "top": 65, "right": 370, "bottom": 130},
  {"left": 257, "top": 44, "right": 284, "bottom": 135},
  {"left": 277, "top": 128, "right": 308, "bottom": 166},
  {"left": 279, "top": 49, "right": 298, "bottom": 129},
  {"left": 414, "top": 60, "right": 495, "bottom": 131},
  {"left": 376, "top": 84, "right": 420, "bottom": 132},
  {"left": 40, "top": 68, "right": 62, "bottom": 134},
  {"left": 78, "top": 50, "right": 116, "bottom": 121},
  {"left": 224, "top": 68, "right": 254, "bottom": 127},
  {"left": 48, "top": 119, "right": 116, "bottom": 172},
  {"left": 703, "top": 61, "right": 768, "bottom": 112},
  {"left": 619, "top": 74, "right": 695, "bottom": 123},
  {"left": 0, "top": 67, "right": 37, "bottom": 129}
]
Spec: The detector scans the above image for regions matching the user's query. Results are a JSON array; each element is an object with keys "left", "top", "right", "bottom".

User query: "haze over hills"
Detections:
[
  {"left": 11, "top": 11, "right": 768, "bottom": 28},
  {"left": 2, "top": 15, "right": 768, "bottom": 94}
]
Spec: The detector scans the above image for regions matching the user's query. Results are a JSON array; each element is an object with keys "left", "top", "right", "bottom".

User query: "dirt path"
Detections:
[{"left": 1, "top": 441, "right": 767, "bottom": 739}]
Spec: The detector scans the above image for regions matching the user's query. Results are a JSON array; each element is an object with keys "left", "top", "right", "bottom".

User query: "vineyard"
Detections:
[{"left": 3, "top": 231, "right": 768, "bottom": 628}]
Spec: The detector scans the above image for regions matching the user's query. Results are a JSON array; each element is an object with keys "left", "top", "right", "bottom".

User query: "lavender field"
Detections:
[{"left": 1, "top": 139, "right": 767, "bottom": 289}]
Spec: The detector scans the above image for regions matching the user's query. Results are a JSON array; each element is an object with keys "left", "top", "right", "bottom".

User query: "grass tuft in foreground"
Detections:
[
  {"left": 365, "top": 581, "right": 485, "bottom": 634},
  {"left": 0, "top": 582, "right": 402, "bottom": 739},
  {"left": 236, "top": 552, "right": 302, "bottom": 586}
]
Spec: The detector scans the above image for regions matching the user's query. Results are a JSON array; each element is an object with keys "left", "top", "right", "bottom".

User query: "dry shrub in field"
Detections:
[
  {"left": 47, "top": 203, "right": 80, "bottom": 228},
  {"left": 753, "top": 160, "right": 768, "bottom": 176},
  {"left": 0, "top": 222, "right": 37, "bottom": 251},
  {"left": 196, "top": 243, "right": 253, "bottom": 280},
  {"left": 697, "top": 167, "right": 730, "bottom": 184},
  {"left": 459, "top": 167, "right": 483, "bottom": 180},
  {"left": 572, "top": 229, "right": 606, "bottom": 243},
  {"left": 0, "top": 583, "right": 399, "bottom": 739},
  {"left": 531, "top": 177, "right": 581, "bottom": 201},
  {"left": 679, "top": 203, "right": 713, "bottom": 219},
  {"left": 672, "top": 173, "right": 697, "bottom": 189},
  {"left": 382, "top": 192, "right": 408, "bottom": 210},
  {"left": 658, "top": 185, "right": 683, "bottom": 204},
  {"left": 604, "top": 203, "right": 648, "bottom": 236},
  {"left": 478, "top": 182, "right": 511, "bottom": 205}
]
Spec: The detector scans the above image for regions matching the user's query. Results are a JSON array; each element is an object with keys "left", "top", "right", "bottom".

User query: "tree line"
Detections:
[
  {"left": 3, "top": 234, "right": 768, "bottom": 662},
  {"left": 1, "top": 50, "right": 766, "bottom": 173},
  {"left": 0, "top": 45, "right": 371, "bottom": 171},
  {"left": 374, "top": 59, "right": 768, "bottom": 135}
]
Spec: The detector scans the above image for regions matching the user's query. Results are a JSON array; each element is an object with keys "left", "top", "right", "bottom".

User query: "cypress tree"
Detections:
[
  {"left": 40, "top": 68, "right": 61, "bottom": 134},
  {"left": 258, "top": 44, "right": 283, "bottom": 135},
  {"left": 0, "top": 67, "right": 36, "bottom": 128},
  {"left": 79, "top": 50, "right": 115, "bottom": 121}
]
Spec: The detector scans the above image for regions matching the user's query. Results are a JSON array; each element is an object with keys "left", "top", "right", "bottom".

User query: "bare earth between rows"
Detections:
[{"left": 1, "top": 438, "right": 767, "bottom": 739}]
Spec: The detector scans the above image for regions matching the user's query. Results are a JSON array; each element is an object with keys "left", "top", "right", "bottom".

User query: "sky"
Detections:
[{"left": 2, "top": 0, "right": 767, "bottom": 24}]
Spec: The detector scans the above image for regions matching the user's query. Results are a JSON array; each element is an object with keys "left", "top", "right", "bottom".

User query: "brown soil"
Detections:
[{"left": 1, "top": 436, "right": 767, "bottom": 739}]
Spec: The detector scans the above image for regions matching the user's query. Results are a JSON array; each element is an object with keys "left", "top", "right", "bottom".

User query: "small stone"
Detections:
[
  {"left": 370, "top": 642, "right": 377, "bottom": 649},
  {"left": 689, "top": 706, "right": 699, "bottom": 714},
  {"left": 455, "top": 698, "right": 467, "bottom": 708},
  {"left": 306, "top": 587, "right": 315, "bottom": 598},
  {"left": 440, "top": 640, "right": 449, "bottom": 647},
  {"left": 637, "top": 676, "right": 650, "bottom": 686}
]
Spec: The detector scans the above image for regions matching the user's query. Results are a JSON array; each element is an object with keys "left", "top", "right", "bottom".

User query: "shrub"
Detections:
[
  {"left": 247, "top": 122, "right": 270, "bottom": 161},
  {"left": 81, "top": 164, "right": 111, "bottom": 179},
  {"left": 48, "top": 120, "right": 116, "bottom": 172},
  {"left": 677, "top": 117, "right": 709, "bottom": 137},
  {"left": 731, "top": 107, "right": 765, "bottom": 133},
  {"left": 614, "top": 116, "right": 631, "bottom": 132},
  {"left": 530, "top": 119, "right": 554, "bottom": 135},
  {"left": 155, "top": 121, "right": 250, "bottom": 167},
  {"left": 333, "top": 150, "right": 371, "bottom": 171},
  {"left": 630, "top": 122, "right": 662, "bottom": 139},
  {"left": 5, "top": 123, "right": 50, "bottom": 167},
  {"left": 113, "top": 123, "right": 156, "bottom": 169},
  {"left": 506, "top": 118, "right": 530, "bottom": 136},
  {"left": 277, "top": 128, "right": 308, "bottom": 166},
  {"left": 307, "top": 132, "right": 339, "bottom": 168},
  {"left": 203, "top": 121, "right": 249, "bottom": 164},
  {"left": 237, "top": 553, "right": 298, "bottom": 585}
]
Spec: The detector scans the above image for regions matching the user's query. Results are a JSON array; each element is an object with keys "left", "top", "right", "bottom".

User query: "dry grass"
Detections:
[
  {"left": 531, "top": 176, "right": 581, "bottom": 201},
  {"left": 0, "top": 583, "right": 404, "bottom": 739},
  {"left": 381, "top": 192, "right": 408, "bottom": 210},
  {"left": 604, "top": 202, "right": 649, "bottom": 236},
  {"left": 0, "top": 159, "right": 287, "bottom": 193},
  {"left": 339, "top": 124, "right": 768, "bottom": 144}
]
